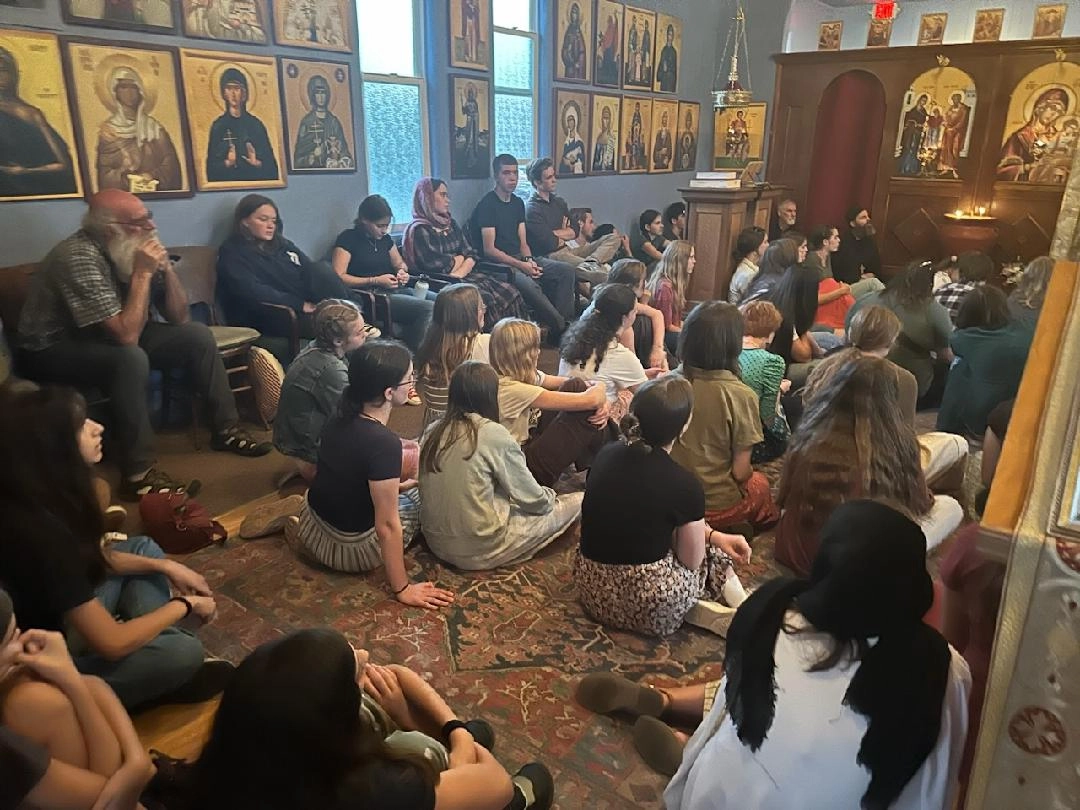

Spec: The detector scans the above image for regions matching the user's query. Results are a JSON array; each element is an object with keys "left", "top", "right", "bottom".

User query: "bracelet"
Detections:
[
  {"left": 392, "top": 582, "right": 411, "bottom": 596},
  {"left": 707, "top": 528, "right": 716, "bottom": 545},
  {"left": 170, "top": 595, "right": 193, "bottom": 617},
  {"left": 441, "top": 719, "right": 470, "bottom": 744}
]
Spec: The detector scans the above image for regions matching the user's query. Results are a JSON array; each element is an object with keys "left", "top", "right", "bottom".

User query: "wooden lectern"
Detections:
[{"left": 679, "top": 185, "right": 790, "bottom": 301}]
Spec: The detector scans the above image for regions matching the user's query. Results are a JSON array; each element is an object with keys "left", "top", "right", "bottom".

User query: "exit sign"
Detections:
[{"left": 873, "top": 2, "right": 896, "bottom": 19}]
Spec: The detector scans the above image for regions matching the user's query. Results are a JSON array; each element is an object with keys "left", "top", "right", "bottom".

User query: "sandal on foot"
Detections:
[
  {"left": 575, "top": 672, "right": 666, "bottom": 718},
  {"left": 119, "top": 468, "right": 201, "bottom": 502},
  {"left": 239, "top": 494, "right": 304, "bottom": 539},
  {"left": 212, "top": 425, "right": 273, "bottom": 457},
  {"left": 632, "top": 716, "right": 685, "bottom": 777}
]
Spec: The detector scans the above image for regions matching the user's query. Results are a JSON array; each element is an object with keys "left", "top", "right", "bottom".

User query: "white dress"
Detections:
[{"left": 664, "top": 614, "right": 971, "bottom": 810}]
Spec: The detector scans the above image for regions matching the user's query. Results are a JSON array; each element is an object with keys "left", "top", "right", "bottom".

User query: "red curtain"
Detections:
[{"left": 803, "top": 71, "right": 887, "bottom": 230}]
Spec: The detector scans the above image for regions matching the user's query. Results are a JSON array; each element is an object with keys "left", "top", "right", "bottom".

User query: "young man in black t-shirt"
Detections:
[{"left": 471, "top": 153, "right": 576, "bottom": 339}]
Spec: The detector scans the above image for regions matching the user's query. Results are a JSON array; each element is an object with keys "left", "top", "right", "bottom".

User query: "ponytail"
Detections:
[{"left": 619, "top": 412, "right": 653, "bottom": 454}]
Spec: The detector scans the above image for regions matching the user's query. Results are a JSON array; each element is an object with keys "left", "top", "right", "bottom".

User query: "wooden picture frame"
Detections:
[
  {"left": 273, "top": 0, "right": 352, "bottom": 52},
  {"left": 180, "top": 0, "right": 270, "bottom": 45},
  {"left": 917, "top": 13, "right": 947, "bottom": 46},
  {"left": 675, "top": 101, "right": 699, "bottom": 173},
  {"left": 279, "top": 56, "right": 357, "bottom": 174},
  {"left": 618, "top": 94, "right": 650, "bottom": 173},
  {"left": 554, "top": 88, "right": 590, "bottom": 177},
  {"left": 713, "top": 102, "right": 766, "bottom": 169},
  {"left": 973, "top": 9, "right": 1005, "bottom": 43},
  {"left": 449, "top": 74, "right": 490, "bottom": 179},
  {"left": 0, "top": 28, "right": 84, "bottom": 202},
  {"left": 554, "top": 0, "right": 591, "bottom": 84},
  {"left": 589, "top": 93, "right": 619, "bottom": 175},
  {"left": 648, "top": 98, "right": 677, "bottom": 173},
  {"left": 652, "top": 12, "right": 680, "bottom": 93},
  {"left": 179, "top": 48, "right": 286, "bottom": 191},
  {"left": 594, "top": 0, "right": 623, "bottom": 89},
  {"left": 817, "top": 21, "right": 842, "bottom": 51},
  {"left": 621, "top": 6, "right": 654, "bottom": 90},
  {"left": 866, "top": 17, "right": 892, "bottom": 48},
  {"left": 449, "top": 0, "right": 491, "bottom": 71},
  {"left": 62, "top": 37, "right": 194, "bottom": 198},
  {"left": 1032, "top": 4, "right": 1067, "bottom": 39},
  {"left": 60, "top": 0, "right": 175, "bottom": 35}
]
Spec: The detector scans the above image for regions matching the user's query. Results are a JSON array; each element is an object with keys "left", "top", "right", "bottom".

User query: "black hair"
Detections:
[
  {"left": 956, "top": 251, "right": 994, "bottom": 283},
  {"left": 419, "top": 361, "right": 501, "bottom": 474},
  {"left": 560, "top": 283, "right": 638, "bottom": 372},
  {"left": 355, "top": 195, "right": 393, "bottom": 227},
  {"left": 956, "top": 284, "right": 1009, "bottom": 331},
  {"left": 883, "top": 260, "right": 934, "bottom": 309},
  {"left": 845, "top": 205, "right": 868, "bottom": 225},
  {"left": 732, "top": 226, "right": 767, "bottom": 262},
  {"left": 619, "top": 375, "right": 694, "bottom": 453},
  {"left": 231, "top": 194, "right": 283, "bottom": 250},
  {"left": 569, "top": 207, "right": 592, "bottom": 236},
  {"left": 678, "top": 300, "right": 743, "bottom": 379},
  {"left": 593, "top": 223, "right": 617, "bottom": 240},
  {"left": 526, "top": 157, "right": 554, "bottom": 186},
  {"left": 808, "top": 224, "right": 838, "bottom": 251},
  {"left": 338, "top": 340, "right": 413, "bottom": 418},
  {"left": 639, "top": 209, "right": 661, "bottom": 235},
  {"left": 662, "top": 202, "right": 686, "bottom": 240},
  {"left": 493, "top": 153, "right": 518, "bottom": 175}
]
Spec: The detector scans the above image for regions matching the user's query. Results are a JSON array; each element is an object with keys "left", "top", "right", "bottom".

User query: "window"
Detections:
[
  {"left": 493, "top": 0, "right": 537, "bottom": 198},
  {"left": 355, "top": 0, "right": 429, "bottom": 226}
]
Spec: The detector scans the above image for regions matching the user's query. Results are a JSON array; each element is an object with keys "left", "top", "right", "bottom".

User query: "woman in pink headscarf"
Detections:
[{"left": 403, "top": 177, "right": 526, "bottom": 329}]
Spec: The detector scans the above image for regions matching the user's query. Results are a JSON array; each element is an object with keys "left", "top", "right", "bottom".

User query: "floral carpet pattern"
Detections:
[{"left": 188, "top": 459, "right": 788, "bottom": 809}]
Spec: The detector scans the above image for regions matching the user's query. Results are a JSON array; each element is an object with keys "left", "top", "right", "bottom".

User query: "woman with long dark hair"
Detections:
[
  {"left": 727, "top": 225, "right": 767, "bottom": 306},
  {"left": 559, "top": 284, "right": 655, "bottom": 423},
  {"left": 576, "top": 375, "right": 751, "bottom": 638},
  {"left": 605, "top": 258, "right": 667, "bottom": 369},
  {"left": 419, "top": 362, "right": 582, "bottom": 570},
  {"left": 181, "top": 628, "right": 551, "bottom": 810},
  {"left": 665, "top": 500, "right": 971, "bottom": 809},
  {"left": 0, "top": 387, "right": 227, "bottom": 710},
  {"left": 633, "top": 208, "right": 668, "bottom": 265},
  {"left": 216, "top": 194, "right": 348, "bottom": 343},
  {"left": 286, "top": 340, "right": 455, "bottom": 609}
]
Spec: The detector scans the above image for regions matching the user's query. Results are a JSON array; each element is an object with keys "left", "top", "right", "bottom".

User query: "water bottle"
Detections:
[{"left": 412, "top": 275, "right": 430, "bottom": 300}]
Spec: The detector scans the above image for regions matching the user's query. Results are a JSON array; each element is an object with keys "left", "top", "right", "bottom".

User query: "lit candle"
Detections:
[
  {"left": 977, "top": 206, "right": 986, "bottom": 216},
  {"left": 954, "top": 208, "right": 963, "bottom": 217}
]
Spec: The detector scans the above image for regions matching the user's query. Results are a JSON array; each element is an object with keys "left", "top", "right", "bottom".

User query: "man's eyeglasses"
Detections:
[
  {"left": 112, "top": 212, "right": 154, "bottom": 229},
  {"left": 395, "top": 376, "right": 418, "bottom": 388}
]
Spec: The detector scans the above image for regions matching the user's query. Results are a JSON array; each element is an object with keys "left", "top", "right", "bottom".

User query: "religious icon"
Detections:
[
  {"left": 973, "top": 9, "right": 1004, "bottom": 43},
  {"left": 917, "top": 13, "right": 947, "bottom": 46},
  {"left": 273, "top": 0, "right": 351, "bottom": 52},
  {"left": 998, "top": 60, "right": 1080, "bottom": 184},
  {"left": 675, "top": 101, "right": 699, "bottom": 172},
  {"left": 0, "top": 0, "right": 45, "bottom": 7},
  {"left": 866, "top": 17, "right": 892, "bottom": 48},
  {"left": 817, "top": 21, "right": 842, "bottom": 51},
  {"left": 649, "top": 99, "right": 677, "bottom": 173},
  {"left": 893, "top": 67, "right": 977, "bottom": 180},
  {"left": 1032, "top": 4, "right": 1067, "bottom": 39},
  {"left": 62, "top": 0, "right": 175, "bottom": 33},
  {"left": 65, "top": 39, "right": 192, "bottom": 197},
  {"left": 594, "top": 1, "right": 622, "bottom": 89},
  {"left": 553, "top": 89, "right": 590, "bottom": 177},
  {"left": 619, "top": 95, "right": 650, "bottom": 173},
  {"left": 180, "top": 49, "right": 285, "bottom": 190},
  {"left": 449, "top": 0, "right": 490, "bottom": 71},
  {"left": 622, "top": 7, "right": 654, "bottom": 90},
  {"left": 713, "top": 103, "right": 765, "bottom": 169},
  {"left": 279, "top": 57, "right": 355, "bottom": 174},
  {"left": 0, "top": 29, "right": 82, "bottom": 202},
  {"left": 555, "top": 0, "right": 591, "bottom": 83},
  {"left": 590, "top": 94, "right": 620, "bottom": 175},
  {"left": 652, "top": 13, "right": 681, "bottom": 94},
  {"left": 181, "top": 0, "right": 270, "bottom": 44},
  {"left": 449, "top": 74, "right": 489, "bottom": 179}
]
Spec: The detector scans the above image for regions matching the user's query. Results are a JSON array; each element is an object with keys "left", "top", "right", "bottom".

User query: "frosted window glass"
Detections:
[
  {"left": 493, "top": 0, "right": 531, "bottom": 31},
  {"left": 494, "top": 93, "right": 534, "bottom": 160},
  {"left": 494, "top": 31, "right": 532, "bottom": 90},
  {"left": 362, "top": 81, "right": 426, "bottom": 223},
  {"left": 357, "top": 0, "right": 415, "bottom": 75}
]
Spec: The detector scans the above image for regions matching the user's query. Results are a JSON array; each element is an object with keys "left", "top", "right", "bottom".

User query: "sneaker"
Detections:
[
  {"left": 684, "top": 599, "right": 738, "bottom": 638},
  {"left": 464, "top": 718, "right": 495, "bottom": 752},
  {"left": 212, "top": 425, "right": 273, "bottom": 457},
  {"left": 632, "top": 716, "right": 685, "bottom": 777},
  {"left": 406, "top": 386, "right": 422, "bottom": 406},
  {"left": 239, "top": 494, "right": 304, "bottom": 539},
  {"left": 511, "top": 762, "right": 554, "bottom": 810},
  {"left": 119, "top": 469, "right": 201, "bottom": 502},
  {"left": 575, "top": 672, "right": 666, "bottom": 718}
]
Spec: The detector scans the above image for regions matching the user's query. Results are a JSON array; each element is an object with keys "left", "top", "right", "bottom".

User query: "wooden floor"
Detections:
[{"left": 134, "top": 699, "right": 218, "bottom": 761}]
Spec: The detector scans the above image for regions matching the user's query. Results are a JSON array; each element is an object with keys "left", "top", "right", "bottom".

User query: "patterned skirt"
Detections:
[
  {"left": 469, "top": 272, "right": 528, "bottom": 329},
  {"left": 574, "top": 547, "right": 734, "bottom": 637},
  {"left": 289, "top": 489, "right": 421, "bottom": 573}
]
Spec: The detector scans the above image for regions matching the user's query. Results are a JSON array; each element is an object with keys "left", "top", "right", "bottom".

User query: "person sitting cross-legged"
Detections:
[
  {"left": 16, "top": 189, "right": 268, "bottom": 501},
  {"left": 933, "top": 251, "right": 993, "bottom": 325},
  {"left": 472, "top": 154, "right": 576, "bottom": 343}
]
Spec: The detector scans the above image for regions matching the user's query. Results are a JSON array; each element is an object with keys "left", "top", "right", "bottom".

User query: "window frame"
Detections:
[{"left": 492, "top": 12, "right": 539, "bottom": 165}]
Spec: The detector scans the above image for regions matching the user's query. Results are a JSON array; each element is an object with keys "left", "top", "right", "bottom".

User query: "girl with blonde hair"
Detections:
[
  {"left": 1007, "top": 255, "right": 1052, "bottom": 328},
  {"left": 489, "top": 317, "right": 611, "bottom": 487},
  {"left": 414, "top": 284, "right": 490, "bottom": 430},
  {"left": 776, "top": 355, "right": 963, "bottom": 576},
  {"left": 646, "top": 240, "right": 696, "bottom": 355}
]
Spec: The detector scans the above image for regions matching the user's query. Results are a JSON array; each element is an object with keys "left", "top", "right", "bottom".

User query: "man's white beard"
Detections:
[{"left": 108, "top": 228, "right": 159, "bottom": 282}]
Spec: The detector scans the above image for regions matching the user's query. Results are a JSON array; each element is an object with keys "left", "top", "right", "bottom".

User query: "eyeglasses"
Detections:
[
  {"left": 395, "top": 376, "right": 417, "bottom": 387},
  {"left": 112, "top": 211, "right": 154, "bottom": 228}
]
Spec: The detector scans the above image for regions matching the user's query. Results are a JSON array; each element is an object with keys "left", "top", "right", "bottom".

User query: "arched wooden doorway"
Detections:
[{"left": 803, "top": 70, "right": 887, "bottom": 230}]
